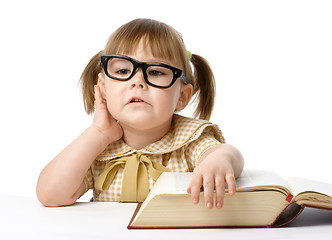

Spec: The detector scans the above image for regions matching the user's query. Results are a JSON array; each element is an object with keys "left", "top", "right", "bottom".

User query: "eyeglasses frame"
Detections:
[{"left": 100, "top": 54, "right": 189, "bottom": 89}]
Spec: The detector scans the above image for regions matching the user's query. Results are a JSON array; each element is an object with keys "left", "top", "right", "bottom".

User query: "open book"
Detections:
[{"left": 128, "top": 170, "right": 332, "bottom": 229}]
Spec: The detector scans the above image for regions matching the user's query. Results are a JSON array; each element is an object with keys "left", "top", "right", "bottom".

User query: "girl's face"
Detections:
[{"left": 98, "top": 41, "right": 193, "bottom": 132}]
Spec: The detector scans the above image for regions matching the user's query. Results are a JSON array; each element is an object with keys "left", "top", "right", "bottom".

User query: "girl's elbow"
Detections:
[
  {"left": 36, "top": 192, "right": 57, "bottom": 207},
  {"left": 36, "top": 185, "right": 75, "bottom": 207},
  {"left": 37, "top": 193, "right": 76, "bottom": 207}
]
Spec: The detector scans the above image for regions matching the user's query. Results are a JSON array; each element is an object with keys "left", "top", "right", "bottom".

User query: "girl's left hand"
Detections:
[{"left": 187, "top": 145, "right": 237, "bottom": 209}]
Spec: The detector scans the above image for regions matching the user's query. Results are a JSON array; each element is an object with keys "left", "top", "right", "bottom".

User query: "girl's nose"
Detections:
[{"left": 130, "top": 68, "right": 147, "bottom": 89}]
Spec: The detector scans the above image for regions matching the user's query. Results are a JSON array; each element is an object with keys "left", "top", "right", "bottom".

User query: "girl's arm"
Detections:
[
  {"left": 36, "top": 85, "right": 123, "bottom": 207},
  {"left": 187, "top": 144, "right": 244, "bottom": 209}
]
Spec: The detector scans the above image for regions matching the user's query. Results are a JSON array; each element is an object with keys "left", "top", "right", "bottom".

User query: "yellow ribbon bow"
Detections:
[{"left": 95, "top": 153, "right": 169, "bottom": 202}]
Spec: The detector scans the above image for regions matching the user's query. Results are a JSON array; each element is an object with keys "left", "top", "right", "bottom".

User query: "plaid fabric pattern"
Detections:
[{"left": 83, "top": 114, "right": 225, "bottom": 202}]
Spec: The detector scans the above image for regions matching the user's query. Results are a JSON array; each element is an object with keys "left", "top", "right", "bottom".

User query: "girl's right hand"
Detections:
[{"left": 92, "top": 84, "right": 123, "bottom": 143}]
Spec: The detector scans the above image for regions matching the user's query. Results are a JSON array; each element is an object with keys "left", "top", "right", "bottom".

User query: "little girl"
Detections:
[{"left": 37, "top": 18, "right": 244, "bottom": 209}]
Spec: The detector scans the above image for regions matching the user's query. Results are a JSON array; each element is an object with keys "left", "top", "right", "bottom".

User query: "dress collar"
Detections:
[{"left": 96, "top": 114, "right": 221, "bottom": 161}]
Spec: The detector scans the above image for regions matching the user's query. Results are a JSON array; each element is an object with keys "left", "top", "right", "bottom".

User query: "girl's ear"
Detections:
[
  {"left": 176, "top": 84, "right": 193, "bottom": 111},
  {"left": 97, "top": 73, "right": 107, "bottom": 100}
]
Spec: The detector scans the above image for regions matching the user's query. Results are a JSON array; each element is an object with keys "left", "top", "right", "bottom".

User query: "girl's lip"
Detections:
[{"left": 127, "top": 97, "right": 148, "bottom": 105}]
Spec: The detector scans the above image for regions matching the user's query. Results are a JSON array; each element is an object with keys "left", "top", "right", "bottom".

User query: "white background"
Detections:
[{"left": 0, "top": 0, "right": 331, "bottom": 200}]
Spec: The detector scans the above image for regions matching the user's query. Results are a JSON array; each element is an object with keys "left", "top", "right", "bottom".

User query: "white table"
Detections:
[{"left": 1, "top": 194, "right": 331, "bottom": 240}]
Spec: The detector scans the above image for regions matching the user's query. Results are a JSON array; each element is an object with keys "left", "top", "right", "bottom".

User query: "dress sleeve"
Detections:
[{"left": 185, "top": 129, "right": 225, "bottom": 167}]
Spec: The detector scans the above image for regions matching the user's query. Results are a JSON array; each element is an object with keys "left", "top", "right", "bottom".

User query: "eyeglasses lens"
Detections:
[{"left": 106, "top": 57, "right": 174, "bottom": 87}]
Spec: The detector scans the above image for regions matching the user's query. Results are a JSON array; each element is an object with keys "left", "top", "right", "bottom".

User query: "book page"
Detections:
[
  {"left": 141, "top": 172, "right": 191, "bottom": 210},
  {"left": 236, "top": 169, "right": 289, "bottom": 190},
  {"left": 146, "top": 170, "right": 289, "bottom": 202},
  {"left": 152, "top": 172, "right": 190, "bottom": 194},
  {"left": 287, "top": 177, "right": 332, "bottom": 197}
]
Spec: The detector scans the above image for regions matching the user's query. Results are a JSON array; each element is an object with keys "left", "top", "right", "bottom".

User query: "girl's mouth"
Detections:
[
  {"left": 130, "top": 98, "right": 144, "bottom": 103},
  {"left": 127, "top": 97, "right": 149, "bottom": 105}
]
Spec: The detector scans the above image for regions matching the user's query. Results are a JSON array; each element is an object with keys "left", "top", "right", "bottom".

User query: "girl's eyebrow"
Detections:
[{"left": 125, "top": 55, "right": 173, "bottom": 66}]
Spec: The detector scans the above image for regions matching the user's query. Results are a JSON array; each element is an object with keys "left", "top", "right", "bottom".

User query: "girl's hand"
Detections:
[
  {"left": 187, "top": 145, "right": 237, "bottom": 209},
  {"left": 92, "top": 84, "right": 123, "bottom": 143}
]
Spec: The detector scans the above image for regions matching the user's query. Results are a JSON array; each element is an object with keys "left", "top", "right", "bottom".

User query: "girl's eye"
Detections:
[
  {"left": 148, "top": 70, "right": 164, "bottom": 76},
  {"left": 117, "top": 69, "right": 131, "bottom": 75}
]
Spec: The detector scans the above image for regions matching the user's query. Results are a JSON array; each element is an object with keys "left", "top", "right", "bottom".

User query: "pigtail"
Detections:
[
  {"left": 80, "top": 51, "right": 103, "bottom": 115},
  {"left": 190, "top": 54, "right": 216, "bottom": 121}
]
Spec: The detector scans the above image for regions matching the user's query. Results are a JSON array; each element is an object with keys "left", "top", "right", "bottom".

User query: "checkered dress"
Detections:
[{"left": 83, "top": 114, "right": 225, "bottom": 202}]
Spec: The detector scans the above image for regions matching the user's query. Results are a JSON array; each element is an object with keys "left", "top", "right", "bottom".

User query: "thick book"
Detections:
[{"left": 127, "top": 170, "right": 332, "bottom": 229}]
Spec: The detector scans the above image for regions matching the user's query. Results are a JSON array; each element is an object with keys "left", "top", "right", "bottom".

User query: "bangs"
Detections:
[{"left": 104, "top": 19, "right": 187, "bottom": 67}]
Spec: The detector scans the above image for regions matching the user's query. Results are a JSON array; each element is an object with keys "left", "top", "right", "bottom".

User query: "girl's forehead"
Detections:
[
  {"left": 105, "top": 32, "right": 184, "bottom": 68},
  {"left": 115, "top": 39, "right": 178, "bottom": 65},
  {"left": 125, "top": 43, "right": 168, "bottom": 61}
]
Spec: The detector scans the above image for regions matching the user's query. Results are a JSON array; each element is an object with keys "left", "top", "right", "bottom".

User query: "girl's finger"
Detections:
[
  {"left": 226, "top": 173, "right": 236, "bottom": 196},
  {"left": 203, "top": 175, "right": 215, "bottom": 209},
  {"left": 188, "top": 173, "right": 203, "bottom": 205},
  {"left": 214, "top": 175, "right": 225, "bottom": 208}
]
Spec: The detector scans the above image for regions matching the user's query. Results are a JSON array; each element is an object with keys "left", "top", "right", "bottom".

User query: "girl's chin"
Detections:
[
  {"left": 117, "top": 116, "right": 151, "bottom": 127},
  {"left": 118, "top": 116, "right": 172, "bottom": 132}
]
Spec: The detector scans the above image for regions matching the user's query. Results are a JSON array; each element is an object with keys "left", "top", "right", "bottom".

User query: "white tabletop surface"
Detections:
[{"left": 1, "top": 194, "right": 331, "bottom": 240}]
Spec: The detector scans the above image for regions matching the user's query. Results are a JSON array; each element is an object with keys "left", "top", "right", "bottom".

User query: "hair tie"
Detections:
[{"left": 187, "top": 51, "right": 192, "bottom": 61}]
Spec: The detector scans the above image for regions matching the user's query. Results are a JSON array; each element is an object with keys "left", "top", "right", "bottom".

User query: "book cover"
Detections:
[{"left": 128, "top": 170, "right": 332, "bottom": 229}]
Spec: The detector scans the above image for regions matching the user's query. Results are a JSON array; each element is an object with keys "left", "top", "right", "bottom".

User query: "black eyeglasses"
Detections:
[{"left": 100, "top": 55, "right": 188, "bottom": 89}]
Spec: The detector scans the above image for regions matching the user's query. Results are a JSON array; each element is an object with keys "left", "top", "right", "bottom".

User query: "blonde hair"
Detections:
[{"left": 80, "top": 18, "right": 215, "bottom": 120}]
